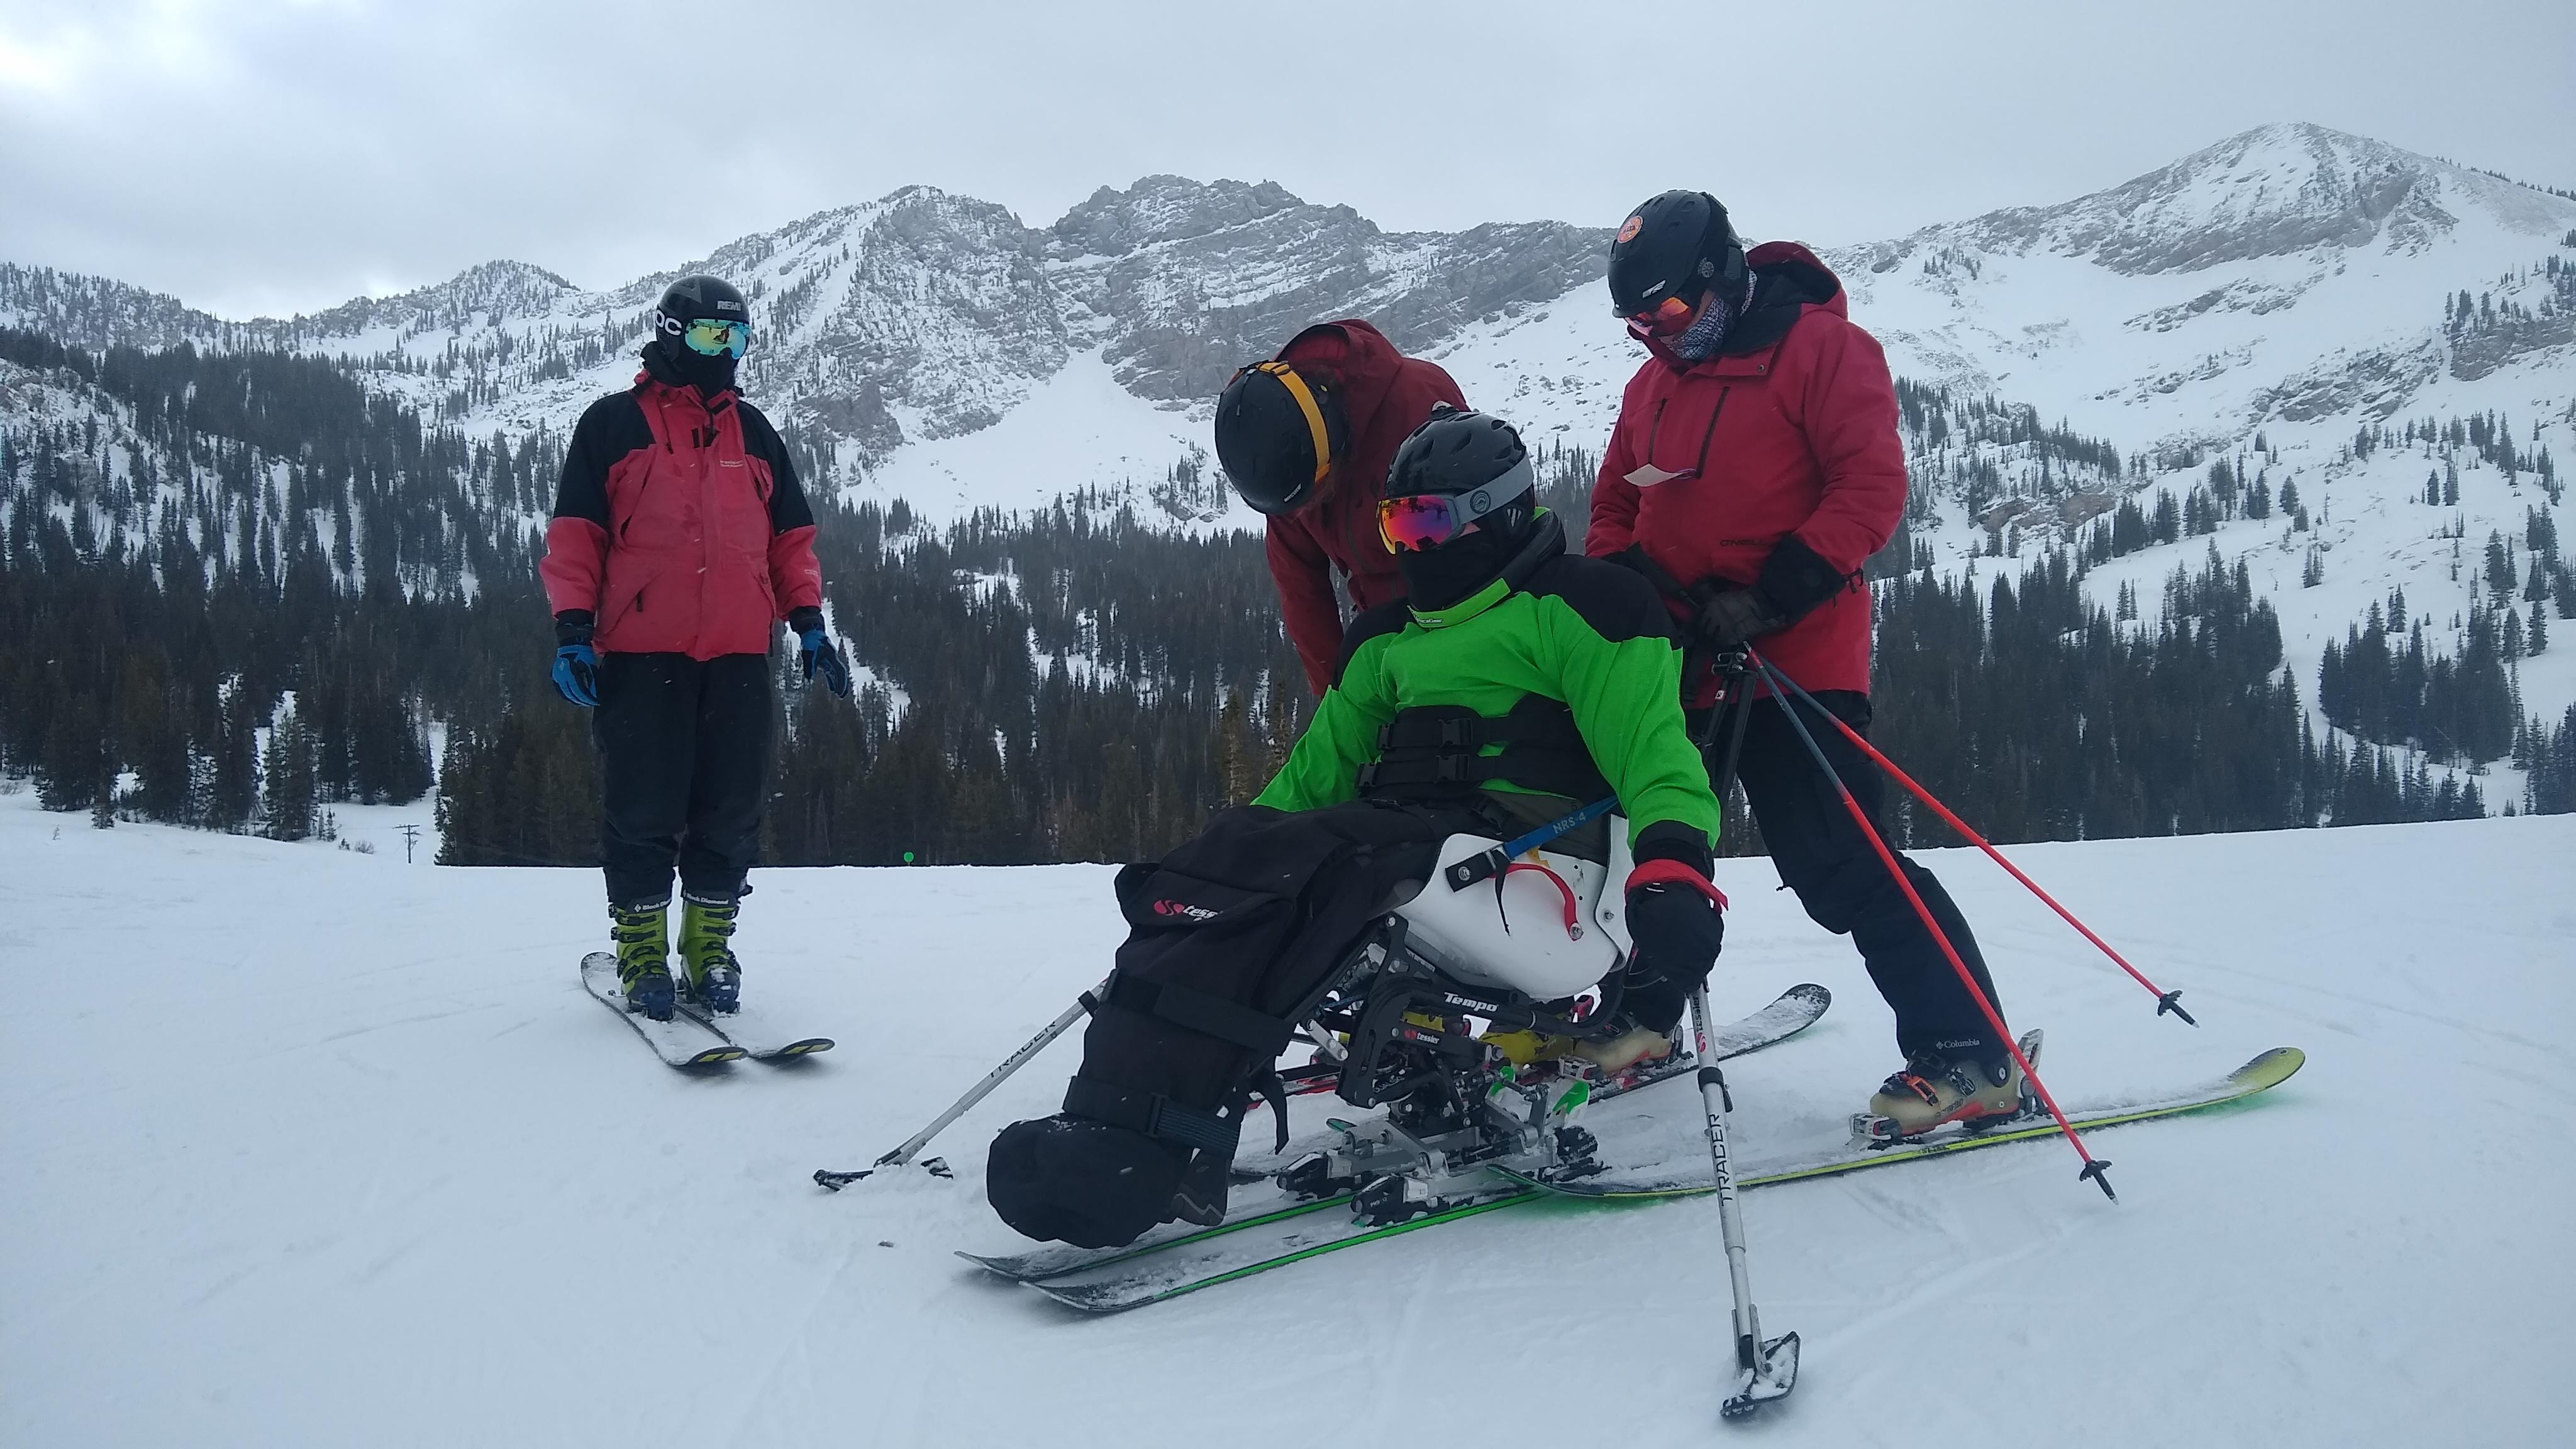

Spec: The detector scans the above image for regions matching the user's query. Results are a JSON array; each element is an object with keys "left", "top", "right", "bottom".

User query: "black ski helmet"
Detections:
[
  {"left": 1213, "top": 359, "right": 1350, "bottom": 515},
  {"left": 1607, "top": 191, "right": 1746, "bottom": 319},
  {"left": 649, "top": 275, "right": 752, "bottom": 357},
  {"left": 1384, "top": 404, "right": 1535, "bottom": 533}
]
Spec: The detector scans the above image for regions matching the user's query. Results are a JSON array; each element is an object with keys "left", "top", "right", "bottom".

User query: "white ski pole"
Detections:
[
  {"left": 1689, "top": 982, "right": 1801, "bottom": 1419},
  {"left": 813, "top": 977, "right": 1105, "bottom": 1190}
]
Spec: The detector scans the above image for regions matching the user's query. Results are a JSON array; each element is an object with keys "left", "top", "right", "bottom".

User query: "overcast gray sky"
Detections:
[{"left": 3, "top": 0, "right": 2570, "bottom": 319}]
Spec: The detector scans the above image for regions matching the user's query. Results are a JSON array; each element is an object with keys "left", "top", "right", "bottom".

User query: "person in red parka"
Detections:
[
  {"left": 1589, "top": 191, "right": 2016, "bottom": 1138},
  {"left": 1212, "top": 319, "right": 1466, "bottom": 696},
  {"left": 541, "top": 274, "right": 849, "bottom": 1024}
]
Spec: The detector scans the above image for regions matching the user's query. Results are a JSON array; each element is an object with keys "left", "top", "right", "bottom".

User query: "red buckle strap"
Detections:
[
  {"left": 1499, "top": 861, "right": 1582, "bottom": 940},
  {"left": 1625, "top": 857, "right": 1728, "bottom": 911}
]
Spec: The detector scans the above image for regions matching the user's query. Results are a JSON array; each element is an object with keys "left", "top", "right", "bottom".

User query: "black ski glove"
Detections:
[
  {"left": 1618, "top": 853, "right": 1726, "bottom": 1033},
  {"left": 1692, "top": 587, "right": 1786, "bottom": 648}
]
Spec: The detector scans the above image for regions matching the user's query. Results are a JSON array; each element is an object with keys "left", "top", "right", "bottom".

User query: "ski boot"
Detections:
[
  {"left": 1859, "top": 1041, "right": 2028, "bottom": 1143},
  {"left": 1572, "top": 1022, "right": 1675, "bottom": 1074},
  {"left": 677, "top": 894, "right": 742, "bottom": 1014},
  {"left": 610, "top": 902, "right": 675, "bottom": 1021}
]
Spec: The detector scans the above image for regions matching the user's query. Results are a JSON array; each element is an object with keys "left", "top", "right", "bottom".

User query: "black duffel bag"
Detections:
[{"left": 987, "top": 801, "right": 1474, "bottom": 1248}]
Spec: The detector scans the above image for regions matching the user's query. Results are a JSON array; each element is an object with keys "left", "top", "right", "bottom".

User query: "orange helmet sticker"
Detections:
[{"left": 1616, "top": 214, "right": 1645, "bottom": 243}]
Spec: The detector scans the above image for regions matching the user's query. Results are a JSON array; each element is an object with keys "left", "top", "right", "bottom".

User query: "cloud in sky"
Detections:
[{"left": 3, "top": 0, "right": 2571, "bottom": 318}]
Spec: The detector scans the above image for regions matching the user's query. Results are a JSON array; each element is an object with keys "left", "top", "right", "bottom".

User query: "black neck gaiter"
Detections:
[
  {"left": 644, "top": 340, "right": 738, "bottom": 401},
  {"left": 1397, "top": 523, "right": 1521, "bottom": 612}
]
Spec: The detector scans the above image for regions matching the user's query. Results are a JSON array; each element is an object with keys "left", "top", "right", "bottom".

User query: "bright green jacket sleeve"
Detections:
[
  {"left": 1532, "top": 594, "right": 1718, "bottom": 852},
  {"left": 1253, "top": 635, "right": 1398, "bottom": 813}
]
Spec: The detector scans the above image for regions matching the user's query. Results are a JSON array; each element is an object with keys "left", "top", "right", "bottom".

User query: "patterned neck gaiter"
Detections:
[{"left": 1665, "top": 272, "right": 1759, "bottom": 364}]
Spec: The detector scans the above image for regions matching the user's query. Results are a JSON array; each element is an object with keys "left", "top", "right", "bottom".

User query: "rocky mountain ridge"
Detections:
[{"left": 4, "top": 123, "right": 2570, "bottom": 792}]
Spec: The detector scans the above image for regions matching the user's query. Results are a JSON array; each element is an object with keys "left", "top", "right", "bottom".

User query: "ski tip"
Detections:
[
  {"left": 1783, "top": 982, "right": 1832, "bottom": 1008},
  {"left": 814, "top": 1168, "right": 870, "bottom": 1191},
  {"left": 1025, "top": 1278, "right": 1152, "bottom": 1314},
  {"left": 2229, "top": 1047, "right": 2307, "bottom": 1091},
  {"left": 758, "top": 1038, "right": 836, "bottom": 1059}
]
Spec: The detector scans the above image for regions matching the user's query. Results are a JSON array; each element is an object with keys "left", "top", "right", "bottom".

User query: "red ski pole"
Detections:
[
  {"left": 1749, "top": 660, "right": 2195, "bottom": 1025},
  {"left": 1745, "top": 650, "right": 2115, "bottom": 1201}
]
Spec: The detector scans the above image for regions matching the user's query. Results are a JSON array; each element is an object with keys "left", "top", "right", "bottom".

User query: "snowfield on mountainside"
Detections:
[{"left": 4, "top": 786, "right": 2568, "bottom": 1447}]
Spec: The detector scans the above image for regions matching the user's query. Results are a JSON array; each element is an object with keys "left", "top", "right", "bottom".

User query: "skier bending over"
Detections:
[
  {"left": 540, "top": 275, "right": 852, "bottom": 1021},
  {"left": 1592, "top": 189, "right": 2015, "bottom": 1135},
  {"left": 988, "top": 406, "right": 1727, "bottom": 1249},
  {"left": 1213, "top": 318, "right": 1467, "bottom": 697}
]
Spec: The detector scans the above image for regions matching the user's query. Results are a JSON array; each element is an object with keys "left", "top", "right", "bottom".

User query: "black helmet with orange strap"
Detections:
[
  {"left": 1213, "top": 358, "right": 1350, "bottom": 516},
  {"left": 1607, "top": 191, "right": 1746, "bottom": 322}
]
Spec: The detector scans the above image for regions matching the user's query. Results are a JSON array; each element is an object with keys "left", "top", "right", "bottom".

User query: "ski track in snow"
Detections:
[{"left": 1, "top": 787, "right": 2571, "bottom": 1446}]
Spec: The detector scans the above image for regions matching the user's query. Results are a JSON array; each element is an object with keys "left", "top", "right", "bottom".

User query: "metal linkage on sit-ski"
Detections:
[
  {"left": 1279, "top": 1086, "right": 1600, "bottom": 1225},
  {"left": 1274, "top": 961, "right": 1613, "bottom": 1225}
]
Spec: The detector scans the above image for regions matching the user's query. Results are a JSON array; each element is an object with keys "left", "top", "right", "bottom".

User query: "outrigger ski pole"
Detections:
[
  {"left": 814, "top": 977, "right": 1108, "bottom": 1190},
  {"left": 1691, "top": 982, "right": 1802, "bottom": 1419},
  {"left": 1684, "top": 660, "right": 1798, "bottom": 1420}
]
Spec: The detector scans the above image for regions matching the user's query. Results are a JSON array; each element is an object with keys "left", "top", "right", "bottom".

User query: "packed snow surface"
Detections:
[{"left": 3, "top": 788, "right": 2569, "bottom": 1446}]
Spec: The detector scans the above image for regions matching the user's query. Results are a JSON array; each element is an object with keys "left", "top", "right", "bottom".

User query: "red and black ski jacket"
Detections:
[
  {"left": 1587, "top": 243, "right": 1906, "bottom": 699},
  {"left": 541, "top": 350, "right": 824, "bottom": 660},
  {"left": 1260, "top": 319, "right": 1468, "bottom": 696}
]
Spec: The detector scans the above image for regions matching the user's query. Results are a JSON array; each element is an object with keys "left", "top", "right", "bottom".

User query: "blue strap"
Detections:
[{"left": 1442, "top": 796, "right": 1618, "bottom": 892}]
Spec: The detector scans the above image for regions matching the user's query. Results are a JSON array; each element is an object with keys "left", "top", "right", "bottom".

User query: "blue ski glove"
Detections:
[
  {"left": 552, "top": 611, "right": 600, "bottom": 708},
  {"left": 789, "top": 606, "right": 851, "bottom": 697}
]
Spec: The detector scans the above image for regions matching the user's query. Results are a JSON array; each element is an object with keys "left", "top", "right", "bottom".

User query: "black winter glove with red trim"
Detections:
[{"left": 1616, "top": 831, "right": 1726, "bottom": 1033}]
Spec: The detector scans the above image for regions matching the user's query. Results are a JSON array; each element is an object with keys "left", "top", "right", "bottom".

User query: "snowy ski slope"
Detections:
[{"left": 3, "top": 787, "right": 2568, "bottom": 1446}]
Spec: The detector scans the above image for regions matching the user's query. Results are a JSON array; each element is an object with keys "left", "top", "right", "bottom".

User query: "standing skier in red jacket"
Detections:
[
  {"left": 1213, "top": 319, "right": 1466, "bottom": 696},
  {"left": 540, "top": 275, "right": 850, "bottom": 1022},
  {"left": 1589, "top": 191, "right": 2014, "bottom": 1136}
]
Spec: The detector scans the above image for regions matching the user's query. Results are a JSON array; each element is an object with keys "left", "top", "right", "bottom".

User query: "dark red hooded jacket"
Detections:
[
  {"left": 541, "top": 352, "right": 823, "bottom": 660},
  {"left": 1261, "top": 319, "right": 1467, "bottom": 695},
  {"left": 1586, "top": 243, "right": 1905, "bottom": 699}
]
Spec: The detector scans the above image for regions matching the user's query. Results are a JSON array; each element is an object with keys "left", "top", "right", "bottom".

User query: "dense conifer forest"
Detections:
[{"left": 3, "top": 329, "right": 2568, "bottom": 870}]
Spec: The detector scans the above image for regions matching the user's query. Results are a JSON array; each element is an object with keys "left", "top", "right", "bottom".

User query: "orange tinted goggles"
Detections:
[{"left": 1626, "top": 294, "right": 1699, "bottom": 338}]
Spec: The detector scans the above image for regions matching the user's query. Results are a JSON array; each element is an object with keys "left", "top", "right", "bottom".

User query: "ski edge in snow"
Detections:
[
  {"left": 952, "top": 982, "right": 1831, "bottom": 1286},
  {"left": 579, "top": 953, "right": 747, "bottom": 1069},
  {"left": 1022, "top": 1190, "right": 1543, "bottom": 1314},
  {"left": 1506, "top": 1046, "right": 2307, "bottom": 1200},
  {"left": 957, "top": 1194, "right": 1358, "bottom": 1285}
]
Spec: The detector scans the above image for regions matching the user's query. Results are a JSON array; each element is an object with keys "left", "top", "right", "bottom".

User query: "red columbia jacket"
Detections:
[
  {"left": 541, "top": 352, "right": 823, "bottom": 660},
  {"left": 1586, "top": 242, "right": 1905, "bottom": 699},
  {"left": 1262, "top": 319, "right": 1467, "bottom": 695}
]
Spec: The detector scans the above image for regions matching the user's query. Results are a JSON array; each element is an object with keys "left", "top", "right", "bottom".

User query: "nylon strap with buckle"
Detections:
[
  {"left": 1101, "top": 973, "right": 1298, "bottom": 1057},
  {"left": 1355, "top": 697, "right": 1612, "bottom": 804}
]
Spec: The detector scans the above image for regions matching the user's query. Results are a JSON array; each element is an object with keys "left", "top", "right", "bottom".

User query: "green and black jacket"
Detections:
[{"left": 1254, "top": 514, "right": 1720, "bottom": 872}]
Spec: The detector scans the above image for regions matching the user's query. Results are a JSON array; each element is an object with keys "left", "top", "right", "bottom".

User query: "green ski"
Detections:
[{"left": 1506, "top": 1046, "right": 2306, "bottom": 1200}]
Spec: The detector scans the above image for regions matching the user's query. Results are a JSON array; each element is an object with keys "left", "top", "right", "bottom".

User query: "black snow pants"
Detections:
[
  {"left": 592, "top": 652, "right": 772, "bottom": 909},
  {"left": 1723, "top": 690, "right": 2005, "bottom": 1064}
]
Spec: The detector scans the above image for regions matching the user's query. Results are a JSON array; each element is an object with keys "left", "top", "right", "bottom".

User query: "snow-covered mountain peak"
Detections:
[
  {"left": 1857, "top": 123, "right": 2575, "bottom": 280},
  {"left": 1052, "top": 175, "right": 1312, "bottom": 258},
  {"left": 306, "top": 260, "right": 579, "bottom": 334}
]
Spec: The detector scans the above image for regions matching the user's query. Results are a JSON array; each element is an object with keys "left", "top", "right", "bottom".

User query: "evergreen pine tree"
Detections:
[{"left": 262, "top": 708, "right": 317, "bottom": 842}]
